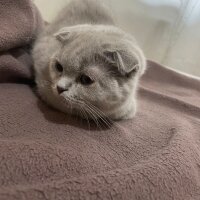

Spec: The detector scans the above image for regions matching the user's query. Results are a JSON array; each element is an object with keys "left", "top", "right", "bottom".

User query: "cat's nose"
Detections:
[{"left": 57, "top": 85, "right": 67, "bottom": 94}]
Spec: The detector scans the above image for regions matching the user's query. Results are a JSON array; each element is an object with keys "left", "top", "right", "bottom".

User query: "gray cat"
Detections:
[{"left": 32, "top": 0, "right": 146, "bottom": 121}]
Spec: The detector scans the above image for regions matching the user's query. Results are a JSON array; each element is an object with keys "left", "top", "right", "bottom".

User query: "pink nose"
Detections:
[{"left": 57, "top": 86, "right": 67, "bottom": 94}]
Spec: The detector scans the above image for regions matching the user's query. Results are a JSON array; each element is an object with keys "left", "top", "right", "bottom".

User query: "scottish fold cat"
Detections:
[{"left": 32, "top": 0, "right": 146, "bottom": 121}]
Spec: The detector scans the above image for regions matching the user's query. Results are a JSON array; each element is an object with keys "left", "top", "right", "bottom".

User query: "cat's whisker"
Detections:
[
  {"left": 86, "top": 103, "right": 112, "bottom": 125},
  {"left": 83, "top": 106, "right": 102, "bottom": 130},
  {"left": 85, "top": 102, "right": 127, "bottom": 132},
  {"left": 80, "top": 106, "right": 91, "bottom": 131},
  {"left": 69, "top": 101, "right": 73, "bottom": 115},
  {"left": 84, "top": 103, "right": 112, "bottom": 128},
  {"left": 79, "top": 109, "right": 84, "bottom": 126},
  {"left": 83, "top": 104, "right": 104, "bottom": 127}
]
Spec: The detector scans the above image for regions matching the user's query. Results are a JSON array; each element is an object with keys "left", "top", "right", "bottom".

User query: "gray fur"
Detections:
[{"left": 32, "top": 0, "right": 146, "bottom": 120}]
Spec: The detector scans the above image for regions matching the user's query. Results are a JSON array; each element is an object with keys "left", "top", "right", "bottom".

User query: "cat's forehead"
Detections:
[
  {"left": 60, "top": 41, "right": 105, "bottom": 71},
  {"left": 60, "top": 50, "right": 95, "bottom": 70},
  {"left": 57, "top": 29, "right": 125, "bottom": 74},
  {"left": 60, "top": 30, "right": 119, "bottom": 55},
  {"left": 62, "top": 35, "right": 103, "bottom": 55},
  {"left": 59, "top": 48, "right": 107, "bottom": 75}
]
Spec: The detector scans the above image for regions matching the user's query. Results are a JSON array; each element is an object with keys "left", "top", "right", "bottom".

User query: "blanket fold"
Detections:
[
  {"left": 0, "top": 1, "right": 200, "bottom": 200},
  {"left": 0, "top": 0, "right": 43, "bottom": 83}
]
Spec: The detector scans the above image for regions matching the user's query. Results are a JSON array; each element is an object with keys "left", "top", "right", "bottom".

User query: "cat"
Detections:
[{"left": 32, "top": 0, "right": 146, "bottom": 121}]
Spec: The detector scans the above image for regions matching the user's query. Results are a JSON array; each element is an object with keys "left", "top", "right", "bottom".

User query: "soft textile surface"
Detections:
[
  {"left": 1, "top": 1, "right": 200, "bottom": 200},
  {"left": 0, "top": 0, "right": 43, "bottom": 83},
  {"left": 1, "top": 62, "right": 200, "bottom": 200}
]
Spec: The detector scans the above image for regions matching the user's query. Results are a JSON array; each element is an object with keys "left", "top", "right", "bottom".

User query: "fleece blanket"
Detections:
[
  {"left": 0, "top": 1, "right": 200, "bottom": 200},
  {"left": 0, "top": 0, "right": 43, "bottom": 83}
]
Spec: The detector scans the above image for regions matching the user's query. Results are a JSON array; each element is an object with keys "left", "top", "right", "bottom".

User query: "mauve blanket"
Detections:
[
  {"left": 0, "top": 1, "right": 200, "bottom": 200},
  {"left": 0, "top": 0, "right": 43, "bottom": 83}
]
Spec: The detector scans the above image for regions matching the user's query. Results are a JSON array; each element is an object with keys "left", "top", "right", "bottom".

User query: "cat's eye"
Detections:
[
  {"left": 79, "top": 74, "right": 94, "bottom": 85},
  {"left": 55, "top": 61, "right": 63, "bottom": 73}
]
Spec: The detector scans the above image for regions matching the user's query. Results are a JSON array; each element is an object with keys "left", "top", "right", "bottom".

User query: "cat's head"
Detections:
[{"left": 47, "top": 24, "right": 146, "bottom": 120}]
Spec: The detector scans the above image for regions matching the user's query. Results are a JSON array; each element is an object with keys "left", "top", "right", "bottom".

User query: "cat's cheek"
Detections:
[
  {"left": 79, "top": 88, "right": 95, "bottom": 102},
  {"left": 79, "top": 83, "right": 96, "bottom": 95},
  {"left": 51, "top": 83, "right": 60, "bottom": 96}
]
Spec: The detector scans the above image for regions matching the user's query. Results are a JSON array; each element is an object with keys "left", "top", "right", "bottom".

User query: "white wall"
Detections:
[
  {"left": 34, "top": 0, "right": 68, "bottom": 22},
  {"left": 34, "top": 0, "right": 200, "bottom": 76}
]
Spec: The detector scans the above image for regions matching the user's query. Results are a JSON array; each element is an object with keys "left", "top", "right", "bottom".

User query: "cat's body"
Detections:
[{"left": 32, "top": 0, "right": 146, "bottom": 120}]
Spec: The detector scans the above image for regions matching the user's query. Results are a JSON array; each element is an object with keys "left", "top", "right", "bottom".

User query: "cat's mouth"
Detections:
[
  {"left": 59, "top": 95, "right": 96, "bottom": 119},
  {"left": 59, "top": 94, "right": 84, "bottom": 108},
  {"left": 55, "top": 92, "right": 113, "bottom": 126},
  {"left": 59, "top": 94, "right": 107, "bottom": 120}
]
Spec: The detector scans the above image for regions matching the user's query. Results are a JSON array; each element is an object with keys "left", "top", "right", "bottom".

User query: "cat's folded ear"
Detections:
[
  {"left": 54, "top": 28, "right": 71, "bottom": 42},
  {"left": 54, "top": 25, "right": 92, "bottom": 42},
  {"left": 104, "top": 46, "right": 146, "bottom": 77}
]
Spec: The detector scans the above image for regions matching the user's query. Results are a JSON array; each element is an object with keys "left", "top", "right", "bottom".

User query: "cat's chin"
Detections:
[
  {"left": 54, "top": 95, "right": 137, "bottom": 121},
  {"left": 39, "top": 87, "right": 137, "bottom": 121}
]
